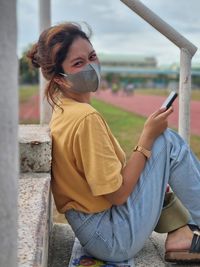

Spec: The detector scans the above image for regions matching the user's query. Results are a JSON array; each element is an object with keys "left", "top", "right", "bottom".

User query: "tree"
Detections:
[{"left": 19, "top": 45, "right": 39, "bottom": 84}]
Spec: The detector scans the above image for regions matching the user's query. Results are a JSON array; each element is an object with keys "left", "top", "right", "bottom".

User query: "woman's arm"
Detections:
[{"left": 103, "top": 107, "right": 173, "bottom": 205}]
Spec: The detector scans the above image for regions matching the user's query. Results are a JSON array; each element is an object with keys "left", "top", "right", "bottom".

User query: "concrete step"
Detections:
[
  {"left": 19, "top": 125, "right": 51, "bottom": 173},
  {"left": 18, "top": 173, "right": 52, "bottom": 267},
  {"left": 48, "top": 223, "right": 75, "bottom": 267}
]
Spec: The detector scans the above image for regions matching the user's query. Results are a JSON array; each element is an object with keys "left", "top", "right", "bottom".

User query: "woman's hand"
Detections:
[
  {"left": 104, "top": 106, "right": 174, "bottom": 206},
  {"left": 138, "top": 107, "right": 173, "bottom": 149}
]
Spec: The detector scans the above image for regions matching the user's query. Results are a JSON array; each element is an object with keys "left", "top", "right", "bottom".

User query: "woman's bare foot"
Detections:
[{"left": 165, "top": 225, "right": 193, "bottom": 252}]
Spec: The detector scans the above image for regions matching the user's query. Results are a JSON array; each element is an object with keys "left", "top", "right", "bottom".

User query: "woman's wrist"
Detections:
[
  {"left": 133, "top": 145, "right": 151, "bottom": 159},
  {"left": 138, "top": 132, "right": 155, "bottom": 150}
]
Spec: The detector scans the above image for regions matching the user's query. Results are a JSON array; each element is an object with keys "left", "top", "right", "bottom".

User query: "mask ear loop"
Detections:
[
  {"left": 59, "top": 73, "right": 68, "bottom": 78},
  {"left": 58, "top": 72, "right": 85, "bottom": 95}
]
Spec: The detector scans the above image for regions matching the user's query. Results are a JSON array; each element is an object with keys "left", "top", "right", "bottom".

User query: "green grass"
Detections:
[
  {"left": 136, "top": 88, "right": 200, "bottom": 101},
  {"left": 92, "top": 98, "right": 200, "bottom": 159},
  {"left": 192, "top": 90, "right": 200, "bottom": 101},
  {"left": 18, "top": 85, "right": 200, "bottom": 158},
  {"left": 18, "top": 85, "right": 200, "bottom": 102},
  {"left": 190, "top": 135, "right": 200, "bottom": 159},
  {"left": 19, "top": 84, "right": 39, "bottom": 103}
]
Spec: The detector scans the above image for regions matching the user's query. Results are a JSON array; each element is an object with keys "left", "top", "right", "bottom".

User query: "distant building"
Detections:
[
  {"left": 98, "top": 53, "right": 200, "bottom": 89},
  {"left": 99, "top": 54, "right": 157, "bottom": 68}
]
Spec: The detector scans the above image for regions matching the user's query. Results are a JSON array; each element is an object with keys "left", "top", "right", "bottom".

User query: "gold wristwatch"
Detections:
[{"left": 133, "top": 145, "right": 151, "bottom": 159}]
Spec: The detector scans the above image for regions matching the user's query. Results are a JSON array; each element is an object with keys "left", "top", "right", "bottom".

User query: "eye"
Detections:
[
  {"left": 73, "top": 61, "right": 83, "bottom": 67},
  {"left": 90, "top": 53, "right": 97, "bottom": 61}
]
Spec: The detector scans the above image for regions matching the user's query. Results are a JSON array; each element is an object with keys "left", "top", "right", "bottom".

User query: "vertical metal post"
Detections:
[
  {"left": 0, "top": 0, "right": 18, "bottom": 266},
  {"left": 39, "top": 0, "right": 52, "bottom": 125},
  {"left": 179, "top": 49, "right": 192, "bottom": 142}
]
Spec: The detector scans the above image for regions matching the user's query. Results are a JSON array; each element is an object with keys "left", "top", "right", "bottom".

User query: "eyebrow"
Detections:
[{"left": 70, "top": 50, "right": 96, "bottom": 63}]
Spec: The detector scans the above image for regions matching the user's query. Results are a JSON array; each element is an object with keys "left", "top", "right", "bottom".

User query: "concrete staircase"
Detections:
[
  {"left": 18, "top": 173, "right": 51, "bottom": 267},
  {"left": 18, "top": 124, "right": 75, "bottom": 267},
  {"left": 18, "top": 125, "right": 53, "bottom": 267}
]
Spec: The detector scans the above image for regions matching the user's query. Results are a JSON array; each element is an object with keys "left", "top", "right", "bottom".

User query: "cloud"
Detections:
[
  {"left": 17, "top": 0, "right": 39, "bottom": 54},
  {"left": 17, "top": 0, "right": 200, "bottom": 65}
]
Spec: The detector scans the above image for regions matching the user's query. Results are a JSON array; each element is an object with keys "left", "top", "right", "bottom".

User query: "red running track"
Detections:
[
  {"left": 19, "top": 91, "right": 200, "bottom": 136},
  {"left": 19, "top": 95, "right": 39, "bottom": 122},
  {"left": 93, "top": 89, "right": 200, "bottom": 136}
]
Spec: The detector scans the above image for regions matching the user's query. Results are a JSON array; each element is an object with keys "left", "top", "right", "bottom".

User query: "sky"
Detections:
[{"left": 17, "top": 0, "right": 200, "bottom": 66}]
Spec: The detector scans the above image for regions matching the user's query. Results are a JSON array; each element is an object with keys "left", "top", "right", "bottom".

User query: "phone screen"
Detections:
[{"left": 161, "top": 91, "right": 178, "bottom": 109}]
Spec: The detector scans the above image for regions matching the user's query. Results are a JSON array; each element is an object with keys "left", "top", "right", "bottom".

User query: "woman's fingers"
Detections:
[
  {"left": 151, "top": 107, "right": 166, "bottom": 117},
  {"left": 152, "top": 106, "right": 173, "bottom": 119},
  {"left": 144, "top": 106, "right": 174, "bottom": 139},
  {"left": 159, "top": 106, "right": 173, "bottom": 118}
]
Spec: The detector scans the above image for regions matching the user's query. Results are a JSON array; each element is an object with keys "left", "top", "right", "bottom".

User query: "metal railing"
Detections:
[{"left": 121, "top": 0, "right": 198, "bottom": 142}]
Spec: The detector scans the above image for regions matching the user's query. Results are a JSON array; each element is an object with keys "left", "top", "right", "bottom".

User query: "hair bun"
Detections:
[{"left": 27, "top": 43, "right": 41, "bottom": 68}]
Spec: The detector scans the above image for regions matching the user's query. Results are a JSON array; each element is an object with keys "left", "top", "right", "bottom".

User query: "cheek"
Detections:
[
  {"left": 61, "top": 61, "right": 72, "bottom": 74},
  {"left": 95, "top": 57, "right": 100, "bottom": 64},
  {"left": 62, "top": 66, "right": 75, "bottom": 74}
]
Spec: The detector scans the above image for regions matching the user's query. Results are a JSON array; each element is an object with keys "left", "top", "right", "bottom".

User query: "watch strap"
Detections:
[{"left": 133, "top": 145, "right": 151, "bottom": 159}]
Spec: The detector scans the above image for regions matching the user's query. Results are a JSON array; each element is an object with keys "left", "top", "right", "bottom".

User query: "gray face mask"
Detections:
[{"left": 60, "top": 63, "right": 101, "bottom": 93}]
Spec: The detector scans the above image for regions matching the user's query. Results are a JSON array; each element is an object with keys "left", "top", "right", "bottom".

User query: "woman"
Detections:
[{"left": 27, "top": 22, "right": 200, "bottom": 264}]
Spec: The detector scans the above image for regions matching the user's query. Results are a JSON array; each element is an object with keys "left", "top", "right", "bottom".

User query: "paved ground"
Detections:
[{"left": 93, "top": 89, "right": 200, "bottom": 136}]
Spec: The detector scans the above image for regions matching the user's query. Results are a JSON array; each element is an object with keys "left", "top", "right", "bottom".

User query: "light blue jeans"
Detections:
[{"left": 65, "top": 129, "right": 200, "bottom": 262}]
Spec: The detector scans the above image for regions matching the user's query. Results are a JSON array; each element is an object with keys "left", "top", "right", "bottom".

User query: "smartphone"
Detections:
[{"left": 161, "top": 91, "right": 178, "bottom": 109}]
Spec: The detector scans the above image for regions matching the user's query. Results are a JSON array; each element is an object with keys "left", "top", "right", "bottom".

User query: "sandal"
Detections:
[{"left": 165, "top": 225, "right": 200, "bottom": 263}]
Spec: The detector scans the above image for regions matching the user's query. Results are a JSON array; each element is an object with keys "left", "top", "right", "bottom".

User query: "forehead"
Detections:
[{"left": 67, "top": 37, "right": 93, "bottom": 60}]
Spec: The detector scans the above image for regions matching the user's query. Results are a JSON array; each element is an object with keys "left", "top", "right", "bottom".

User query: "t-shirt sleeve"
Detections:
[{"left": 73, "top": 112, "right": 123, "bottom": 196}]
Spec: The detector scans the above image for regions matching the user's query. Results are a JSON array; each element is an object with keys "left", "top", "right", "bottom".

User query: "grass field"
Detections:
[
  {"left": 19, "top": 84, "right": 39, "bottom": 103},
  {"left": 19, "top": 85, "right": 200, "bottom": 102},
  {"left": 92, "top": 98, "right": 200, "bottom": 159},
  {"left": 136, "top": 88, "right": 200, "bottom": 101},
  {"left": 19, "top": 85, "right": 200, "bottom": 159}
]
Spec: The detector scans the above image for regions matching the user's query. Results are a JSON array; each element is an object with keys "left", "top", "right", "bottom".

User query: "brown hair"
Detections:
[{"left": 27, "top": 22, "right": 92, "bottom": 108}]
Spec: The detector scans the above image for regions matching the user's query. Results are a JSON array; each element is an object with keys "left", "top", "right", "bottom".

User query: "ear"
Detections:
[{"left": 53, "top": 75, "right": 71, "bottom": 89}]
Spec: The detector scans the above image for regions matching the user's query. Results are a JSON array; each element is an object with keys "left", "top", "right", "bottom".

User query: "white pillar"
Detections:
[
  {"left": 179, "top": 48, "right": 192, "bottom": 143},
  {"left": 39, "top": 0, "right": 52, "bottom": 125},
  {"left": 0, "top": 0, "right": 18, "bottom": 267}
]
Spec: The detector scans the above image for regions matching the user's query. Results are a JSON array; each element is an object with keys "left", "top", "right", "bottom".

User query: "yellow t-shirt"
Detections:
[{"left": 50, "top": 97, "right": 126, "bottom": 213}]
